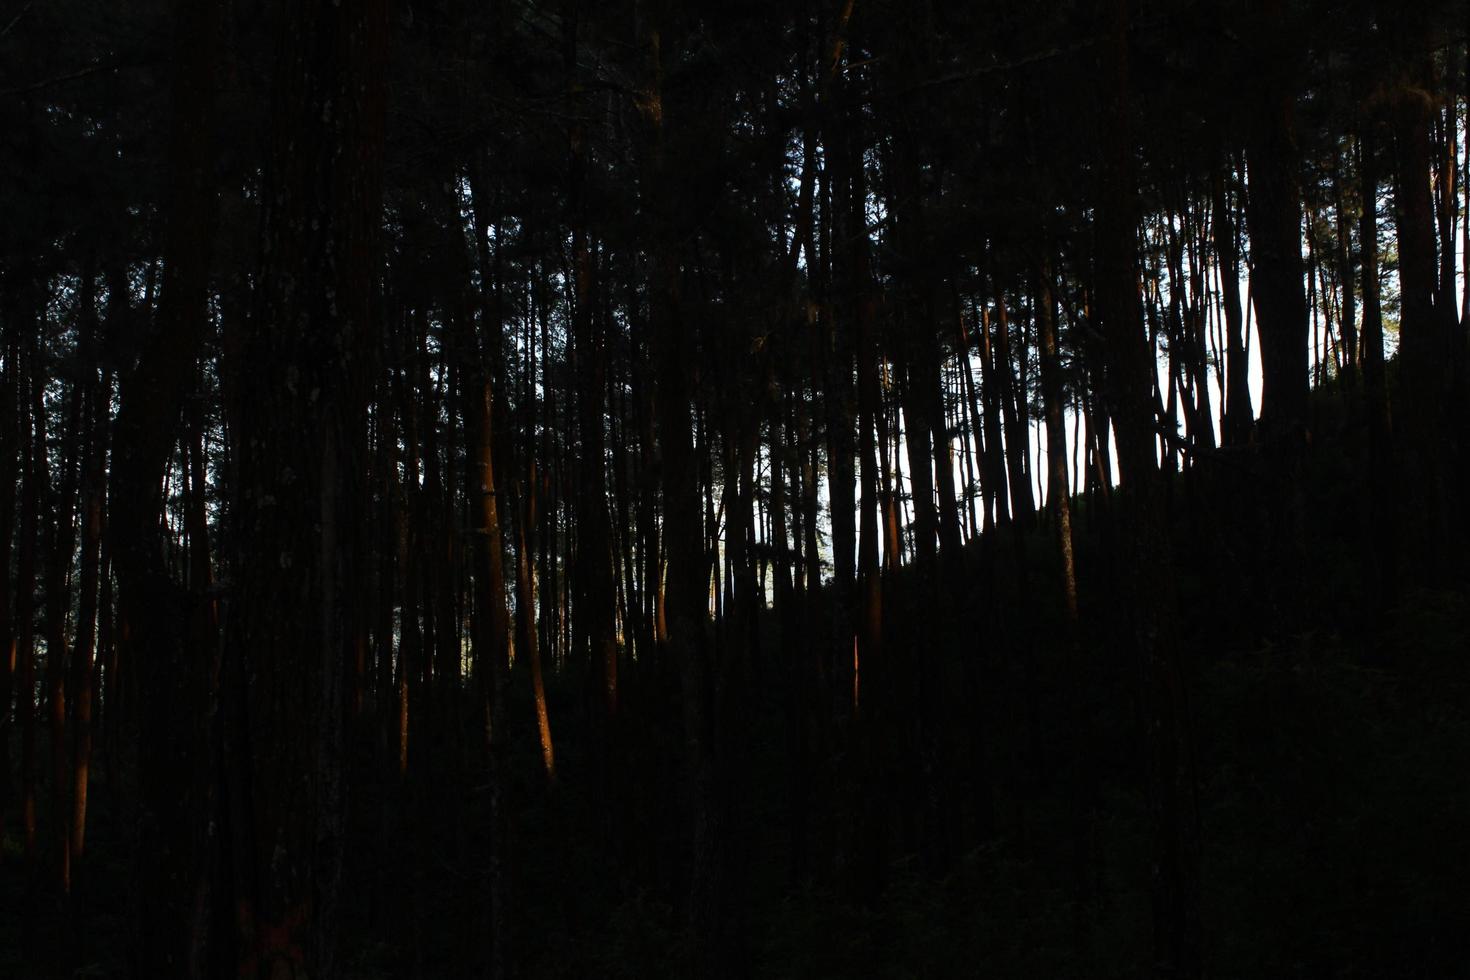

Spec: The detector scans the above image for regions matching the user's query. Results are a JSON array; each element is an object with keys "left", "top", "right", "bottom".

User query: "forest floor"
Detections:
[
  {"left": 12, "top": 586, "right": 1462, "bottom": 977},
  {"left": 4, "top": 421, "right": 1469, "bottom": 978}
]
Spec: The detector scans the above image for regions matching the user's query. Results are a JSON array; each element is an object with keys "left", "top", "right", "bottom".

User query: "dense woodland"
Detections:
[{"left": 2, "top": 0, "right": 1469, "bottom": 976}]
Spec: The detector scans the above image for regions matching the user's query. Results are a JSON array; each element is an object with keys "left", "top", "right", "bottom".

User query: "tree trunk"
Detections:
[
  {"left": 1242, "top": 0, "right": 1309, "bottom": 447},
  {"left": 0, "top": 273, "right": 24, "bottom": 866},
  {"left": 1036, "top": 258, "right": 1078, "bottom": 622},
  {"left": 44, "top": 365, "right": 82, "bottom": 893},
  {"left": 1095, "top": 3, "right": 1200, "bottom": 975},
  {"left": 109, "top": 0, "right": 222, "bottom": 964},
  {"left": 995, "top": 293, "right": 1035, "bottom": 527},
  {"left": 225, "top": 0, "right": 388, "bottom": 973},
  {"left": 1358, "top": 127, "right": 1397, "bottom": 611},
  {"left": 1391, "top": 63, "right": 1454, "bottom": 571}
]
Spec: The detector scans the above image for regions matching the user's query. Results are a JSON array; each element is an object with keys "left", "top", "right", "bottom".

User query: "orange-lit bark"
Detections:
[
  {"left": 71, "top": 355, "right": 108, "bottom": 864},
  {"left": 519, "top": 464, "right": 556, "bottom": 783}
]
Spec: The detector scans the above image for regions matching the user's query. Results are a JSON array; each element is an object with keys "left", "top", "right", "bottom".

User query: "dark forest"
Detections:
[{"left": 2, "top": 0, "right": 1468, "bottom": 976}]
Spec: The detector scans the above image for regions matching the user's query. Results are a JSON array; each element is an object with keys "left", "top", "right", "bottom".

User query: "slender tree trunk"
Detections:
[
  {"left": 72, "top": 370, "right": 105, "bottom": 859},
  {"left": 0, "top": 275, "right": 24, "bottom": 866},
  {"left": 1358, "top": 128, "right": 1397, "bottom": 611},
  {"left": 17, "top": 332, "right": 39, "bottom": 863},
  {"left": 564, "top": 1, "right": 619, "bottom": 726},
  {"left": 1332, "top": 144, "right": 1359, "bottom": 383},
  {"left": 1242, "top": 0, "right": 1309, "bottom": 447},
  {"left": 44, "top": 367, "right": 82, "bottom": 893},
  {"left": 995, "top": 294, "right": 1035, "bottom": 527},
  {"left": 1391, "top": 62, "right": 1454, "bottom": 570},
  {"left": 465, "top": 366, "right": 514, "bottom": 978},
  {"left": 975, "top": 293, "right": 1009, "bottom": 527},
  {"left": 1037, "top": 258, "right": 1078, "bottom": 621}
]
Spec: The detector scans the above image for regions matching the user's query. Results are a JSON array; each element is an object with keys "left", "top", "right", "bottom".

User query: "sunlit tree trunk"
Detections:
[
  {"left": 465, "top": 362, "right": 513, "bottom": 979},
  {"left": 70, "top": 354, "right": 107, "bottom": 855}
]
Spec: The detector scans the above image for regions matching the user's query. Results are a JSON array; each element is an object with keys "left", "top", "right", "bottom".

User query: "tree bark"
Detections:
[
  {"left": 1242, "top": 0, "right": 1309, "bottom": 447},
  {"left": 225, "top": 0, "right": 388, "bottom": 974},
  {"left": 1036, "top": 258, "right": 1078, "bottom": 622},
  {"left": 1095, "top": 3, "right": 1200, "bottom": 975}
]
